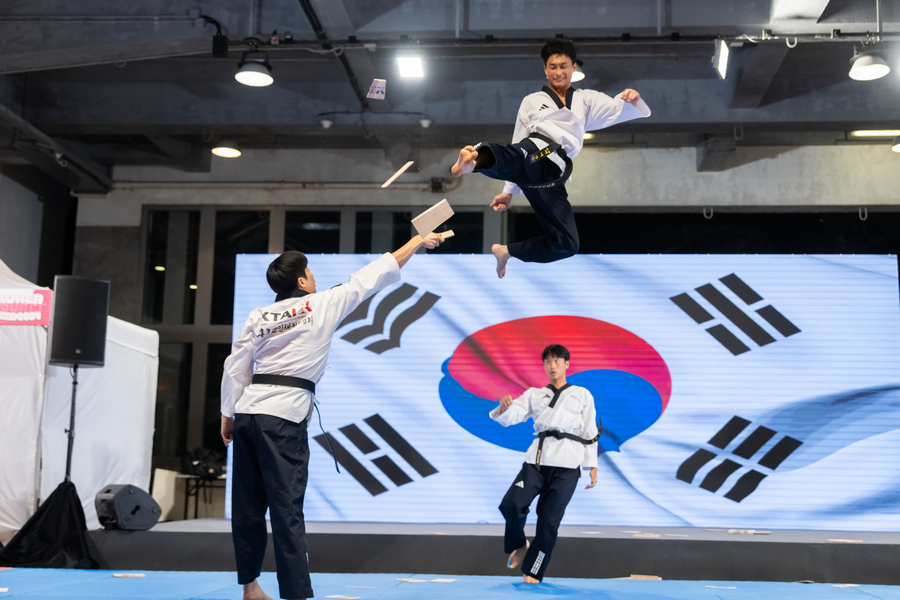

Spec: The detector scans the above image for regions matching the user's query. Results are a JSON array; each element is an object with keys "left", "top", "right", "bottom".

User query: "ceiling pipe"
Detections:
[{"left": 295, "top": 0, "right": 370, "bottom": 112}]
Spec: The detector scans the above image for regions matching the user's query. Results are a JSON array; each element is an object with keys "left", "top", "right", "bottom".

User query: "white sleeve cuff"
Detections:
[
  {"left": 614, "top": 94, "right": 651, "bottom": 119},
  {"left": 502, "top": 181, "right": 524, "bottom": 196}
]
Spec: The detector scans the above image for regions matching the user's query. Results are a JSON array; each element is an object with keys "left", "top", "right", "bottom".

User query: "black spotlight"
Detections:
[{"left": 95, "top": 485, "right": 161, "bottom": 531}]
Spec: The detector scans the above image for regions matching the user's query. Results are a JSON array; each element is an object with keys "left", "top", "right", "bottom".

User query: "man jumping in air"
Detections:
[{"left": 451, "top": 37, "right": 651, "bottom": 278}]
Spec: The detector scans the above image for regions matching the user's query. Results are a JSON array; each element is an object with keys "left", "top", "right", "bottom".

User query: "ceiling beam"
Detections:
[
  {"left": 0, "top": 102, "right": 112, "bottom": 193},
  {"left": 147, "top": 136, "right": 211, "bottom": 172},
  {"left": 730, "top": 42, "right": 790, "bottom": 109},
  {"left": 696, "top": 136, "right": 737, "bottom": 172},
  {"left": 0, "top": 36, "right": 215, "bottom": 75}
]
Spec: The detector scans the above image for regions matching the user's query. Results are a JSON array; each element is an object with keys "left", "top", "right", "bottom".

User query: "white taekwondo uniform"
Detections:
[
  {"left": 491, "top": 384, "right": 599, "bottom": 469},
  {"left": 221, "top": 252, "right": 401, "bottom": 423},
  {"left": 501, "top": 87, "right": 651, "bottom": 197}
]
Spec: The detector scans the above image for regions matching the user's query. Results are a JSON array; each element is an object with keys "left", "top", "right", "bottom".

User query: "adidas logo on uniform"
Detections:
[
  {"left": 538, "top": 103, "right": 550, "bottom": 110},
  {"left": 515, "top": 480, "right": 525, "bottom": 488}
]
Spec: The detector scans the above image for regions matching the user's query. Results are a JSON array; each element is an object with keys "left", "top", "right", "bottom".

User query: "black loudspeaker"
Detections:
[
  {"left": 49, "top": 276, "right": 109, "bottom": 367},
  {"left": 95, "top": 485, "right": 161, "bottom": 531}
]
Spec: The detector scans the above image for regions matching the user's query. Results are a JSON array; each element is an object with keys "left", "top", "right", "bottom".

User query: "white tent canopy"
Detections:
[
  {"left": 0, "top": 259, "right": 159, "bottom": 543},
  {"left": 0, "top": 259, "right": 48, "bottom": 545}
]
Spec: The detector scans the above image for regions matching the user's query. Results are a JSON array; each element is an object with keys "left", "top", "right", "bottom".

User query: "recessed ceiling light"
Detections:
[
  {"left": 849, "top": 48, "right": 891, "bottom": 81},
  {"left": 212, "top": 139, "right": 241, "bottom": 158},
  {"left": 189, "top": 284, "right": 198, "bottom": 290},
  {"left": 849, "top": 129, "right": 900, "bottom": 137},
  {"left": 583, "top": 132, "right": 595, "bottom": 140},
  {"left": 236, "top": 57, "right": 274, "bottom": 86},
  {"left": 572, "top": 68, "right": 585, "bottom": 83},
  {"left": 397, "top": 55, "right": 424, "bottom": 78},
  {"left": 154, "top": 266, "right": 166, "bottom": 272},
  {"left": 892, "top": 136, "right": 900, "bottom": 153}
]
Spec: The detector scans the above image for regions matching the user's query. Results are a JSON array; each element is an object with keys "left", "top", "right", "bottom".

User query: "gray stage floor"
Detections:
[{"left": 150, "top": 518, "right": 900, "bottom": 544}]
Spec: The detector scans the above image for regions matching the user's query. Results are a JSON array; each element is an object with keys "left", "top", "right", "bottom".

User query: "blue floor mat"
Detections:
[{"left": 0, "top": 570, "right": 897, "bottom": 600}]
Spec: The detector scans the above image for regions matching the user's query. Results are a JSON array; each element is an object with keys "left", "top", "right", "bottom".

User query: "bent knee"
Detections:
[{"left": 556, "top": 238, "right": 579, "bottom": 259}]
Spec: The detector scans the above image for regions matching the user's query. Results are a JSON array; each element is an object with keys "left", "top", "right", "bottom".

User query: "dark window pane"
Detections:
[
  {"left": 354, "top": 211, "right": 412, "bottom": 253},
  {"left": 508, "top": 211, "right": 900, "bottom": 254},
  {"left": 427, "top": 211, "right": 483, "bottom": 254},
  {"left": 355, "top": 212, "right": 373, "bottom": 253},
  {"left": 142, "top": 211, "right": 200, "bottom": 325},
  {"left": 211, "top": 211, "right": 269, "bottom": 324},
  {"left": 285, "top": 211, "right": 341, "bottom": 254},
  {"left": 204, "top": 343, "right": 233, "bottom": 451},
  {"left": 152, "top": 342, "right": 192, "bottom": 471}
]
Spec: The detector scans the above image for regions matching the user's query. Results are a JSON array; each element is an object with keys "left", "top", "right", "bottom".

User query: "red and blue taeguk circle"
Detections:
[{"left": 439, "top": 316, "right": 672, "bottom": 453}]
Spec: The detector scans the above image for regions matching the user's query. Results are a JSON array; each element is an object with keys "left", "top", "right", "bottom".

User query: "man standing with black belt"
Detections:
[
  {"left": 220, "top": 232, "right": 443, "bottom": 600},
  {"left": 450, "top": 36, "right": 651, "bottom": 278},
  {"left": 491, "top": 344, "right": 600, "bottom": 584}
]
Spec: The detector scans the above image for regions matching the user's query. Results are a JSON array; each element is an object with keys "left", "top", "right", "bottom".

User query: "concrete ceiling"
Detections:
[{"left": 0, "top": 0, "right": 898, "bottom": 192}]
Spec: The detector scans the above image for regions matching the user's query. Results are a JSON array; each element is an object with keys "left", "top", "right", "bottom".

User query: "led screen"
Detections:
[{"left": 225, "top": 254, "right": 900, "bottom": 531}]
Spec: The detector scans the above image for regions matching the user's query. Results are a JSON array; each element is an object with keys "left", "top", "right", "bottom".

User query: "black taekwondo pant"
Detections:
[
  {"left": 232, "top": 413, "right": 314, "bottom": 600},
  {"left": 475, "top": 141, "right": 579, "bottom": 264},
  {"left": 499, "top": 462, "right": 580, "bottom": 582}
]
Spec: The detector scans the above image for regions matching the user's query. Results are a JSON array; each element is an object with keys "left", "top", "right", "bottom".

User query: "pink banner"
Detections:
[{"left": 0, "top": 289, "right": 52, "bottom": 326}]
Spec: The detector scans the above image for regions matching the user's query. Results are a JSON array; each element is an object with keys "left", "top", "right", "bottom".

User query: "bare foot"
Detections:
[
  {"left": 524, "top": 575, "right": 540, "bottom": 584},
  {"left": 492, "top": 244, "right": 510, "bottom": 279},
  {"left": 243, "top": 579, "right": 275, "bottom": 600},
  {"left": 451, "top": 146, "right": 479, "bottom": 177},
  {"left": 507, "top": 539, "right": 529, "bottom": 569}
]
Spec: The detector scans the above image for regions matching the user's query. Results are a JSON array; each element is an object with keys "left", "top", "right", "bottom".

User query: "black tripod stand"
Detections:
[{"left": 65, "top": 365, "right": 79, "bottom": 482}]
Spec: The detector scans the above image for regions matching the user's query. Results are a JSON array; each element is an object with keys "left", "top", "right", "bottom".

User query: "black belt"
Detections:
[
  {"left": 252, "top": 373, "right": 343, "bottom": 474},
  {"left": 520, "top": 132, "right": 573, "bottom": 189},
  {"left": 535, "top": 424, "right": 601, "bottom": 466},
  {"left": 251, "top": 374, "right": 315, "bottom": 394}
]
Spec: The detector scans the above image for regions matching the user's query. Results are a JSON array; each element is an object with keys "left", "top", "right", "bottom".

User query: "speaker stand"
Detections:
[{"left": 65, "top": 364, "right": 78, "bottom": 483}]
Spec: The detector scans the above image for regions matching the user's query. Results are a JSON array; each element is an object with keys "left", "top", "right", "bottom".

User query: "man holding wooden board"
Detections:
[{"left": 451, "top": 37, "right": 651, "bottom": 278}]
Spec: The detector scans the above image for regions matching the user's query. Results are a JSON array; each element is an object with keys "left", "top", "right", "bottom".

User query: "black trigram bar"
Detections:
[
  {"left": 313, "top": 434, "right": 388, "bottom": 496},
  {"left": 756, "top": 305, "right": 801, "bottom": 337},
  {"left": 341, "top": 284, "right": 417, "bottom": 343},
  {"left": 695, "top": 284, "right": 776, "bottom": 347},
  {"left": 364, "top": 414, "right": 438, "bottom": 477},
  {"left": 758, "top": 436, "right": 803, "bottom": 470},
  {"left": 724, "top": 470, "right": 767, "bottom": 503},
  {"left": 371, "top": 455, "right": 414, "bottom": 486},
  {"left": 670, "top": 293, "right": 714, "bottom": 324},
  {"left": 676, "top": 449, "right": 716, "bottom": 483},
  {"left": 339, "top": 424, "right": 379, "bottom": 454},
  {"left": 708, "top": 416, "right": 751, "bottom": 449},
  {"left": 732, "top": 425, "right": 776, "bottom": 459},
  {"left": 719, "top": 274, "right": 763, "bottom": 305},
  {"left": 706, "top": 324, "right": 751, "bottom": 356},
  {"left": 699, "top": 459, "right": 742, "bottom": 492},
  {"left": 338, "top": 294, "right": 376, "bottom": 329},
  {"left": 365, "top": 292, "right": 441, "bottom": 354}
]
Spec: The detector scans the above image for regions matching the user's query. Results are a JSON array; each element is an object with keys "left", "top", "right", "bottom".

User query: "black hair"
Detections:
[
  {"left": 541, "top": 37, "right": 577, "bottom": 65},
  {"left": 542, "top": 343, "right": 571, "bottom": 362},
  {"left": 266, "top": 250, "right": 308, "bottom": 294}
]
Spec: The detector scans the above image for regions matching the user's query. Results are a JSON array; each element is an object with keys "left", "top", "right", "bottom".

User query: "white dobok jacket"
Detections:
[
  {"left": 221, "top": 253, "right": 401, "bottom": 423},
  {"left": 490, "top": 385, "right": 599, "bottom": 470},
  {"left": 502, "top": 86, "right": 652, "bottom": 196}
]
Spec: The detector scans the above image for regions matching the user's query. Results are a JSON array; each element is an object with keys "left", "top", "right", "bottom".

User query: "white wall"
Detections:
[
  {"left": 75, "top": 144, "right": 900, "bottom": 228},
  {"left": 0, "top": 172, "right": 43, "bottom": 282}
]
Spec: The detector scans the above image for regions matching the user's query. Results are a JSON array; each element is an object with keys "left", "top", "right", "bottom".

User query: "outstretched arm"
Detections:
[{"left": 391, "top": 232, "right": 444, "bottom": 268}]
